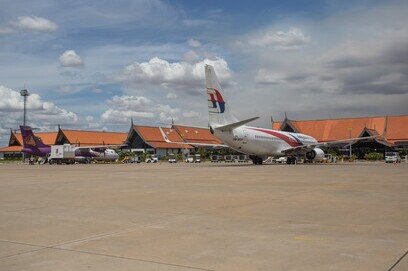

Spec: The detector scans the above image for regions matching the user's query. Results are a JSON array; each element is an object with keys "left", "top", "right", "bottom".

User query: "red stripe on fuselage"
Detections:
[{"left": 249, "top": 128, "right": 300, "bottom": 147}]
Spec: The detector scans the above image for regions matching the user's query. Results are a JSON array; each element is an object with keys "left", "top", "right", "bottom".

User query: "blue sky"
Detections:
[{"left": 0, "top": 0, "right": 407, "bottom": 145}]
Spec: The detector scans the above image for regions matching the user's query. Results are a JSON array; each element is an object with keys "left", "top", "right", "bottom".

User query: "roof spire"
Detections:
[
  {"left": 171, "top": 117, "right": 174, "bottom": 125},
  {"left": 58, "top": 124, "right": 60, "bottom": 130},
  {"left": 131, "top": 117, "right": 134, "bottom": 126},
  {"left": 284, "top": 112, "right": 288, "bottom": 120}
]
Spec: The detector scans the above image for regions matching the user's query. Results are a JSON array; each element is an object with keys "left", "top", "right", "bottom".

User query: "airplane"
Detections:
[
  {"left": 204, "top": 65, "right": 380, "bottom": 165},
  {"left": 20, "top": 125, "right": 120, "bottom": 163}
]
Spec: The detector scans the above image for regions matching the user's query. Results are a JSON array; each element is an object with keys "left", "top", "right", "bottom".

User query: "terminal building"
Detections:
[
  {"left": 1, "top": 115, "right": 406, "bottom": 159},
  {"left": 0, "top": 123, "right": 224, "bottom": 159},
  {"left": 272, "top": 114, "right": 408, "bottom": 157},
  {"left": 124, "top": 124, "right": 224, "bottom": 157}
]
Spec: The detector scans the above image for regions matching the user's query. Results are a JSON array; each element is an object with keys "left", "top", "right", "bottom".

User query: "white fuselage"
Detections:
[{"left": 214, "top": 126, "right": 318, "bottom": 157}]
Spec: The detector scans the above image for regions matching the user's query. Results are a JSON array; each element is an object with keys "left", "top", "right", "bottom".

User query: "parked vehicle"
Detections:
[
  {"left": 385, "top": 152, "right": 401, "bottom": 163},
  {"left": 185, "top": 154, "right": 194, "bottom": 163},
  {"left": 236, "top": 155, "right": 248, "bottom": 163},
  {"left": 211, "top": 155, "right": 221, "bottom": 162},
  {"left": 168, "top": 153, "right": 177, "bottom": 163},
  {"left": 224, "top": 155, "right": 234, "bottom": 163},
  {"left": 145, "top": 154, "right": 158, "bottom": 163},
  {"left": 49, "top": 145, "right": 75, "bottom": 164},
  {"left": 194, "top": 154, "right": 201, "bottom": 163},
  {"left": 275, "top": 157, "right": 287, "bottom": 164}
]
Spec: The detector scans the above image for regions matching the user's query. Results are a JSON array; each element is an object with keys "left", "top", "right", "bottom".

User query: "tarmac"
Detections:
[{"left": 0, "top": 162, "right": 407, "bottom": 271}]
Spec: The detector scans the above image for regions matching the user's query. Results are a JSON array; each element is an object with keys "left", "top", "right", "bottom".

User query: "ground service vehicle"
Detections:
[
  {"left": 185, "top": 155, "right": 194, "bottom": 163},
  {"left": 145, "top": 154, "right": 158, "bottom": 163},
  {"left": 49, "top": 145, "right": 75, "bottom": 164},
  {"left": 385, "top": 152, "right": 401, "bottom": 163},
  {"left": 211, "top": 155, "right": 221, "bottom": 162},
  {"left": 224, "top": 155, "right": 234, "bottom": 163},
  {"left": 168, "top": 153, "right": 177, "bottom": 163},
  {"left": 194, "top": 154, "right": 201, "bottom": 163}
]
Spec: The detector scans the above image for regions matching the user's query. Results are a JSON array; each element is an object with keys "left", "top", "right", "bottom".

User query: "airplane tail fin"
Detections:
[
  {"left": 20, "top": 126, "right": 50, "bottom": 149},
  {"left": 205, "top": 65, "right": 237, "bottom": 127}
]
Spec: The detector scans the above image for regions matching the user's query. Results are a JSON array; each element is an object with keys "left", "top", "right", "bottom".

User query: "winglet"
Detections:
[{"left": 214, "top": 116, "right": 259, "bottom": 131}]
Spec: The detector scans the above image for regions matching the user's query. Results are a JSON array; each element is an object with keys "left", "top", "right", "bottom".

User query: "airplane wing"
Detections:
[
  {"left": 281, "top": 134, "right": 382, "bottom": 155},
  {"left": 158, "top": 127, "right": 227, "bottom": 148}
]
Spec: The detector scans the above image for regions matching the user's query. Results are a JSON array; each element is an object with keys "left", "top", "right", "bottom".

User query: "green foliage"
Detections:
[
  {"left": 349, "top": 154, "right": 358, "bottom": 162},
  {"left": 364, "top": 152, "right": 384, "bottom": 161},
  {"left": 399, "top": 148, "right": 408, "bottom": 156},
  {"left": 118, "top": 150, "right": 134, "bottom": 160}
]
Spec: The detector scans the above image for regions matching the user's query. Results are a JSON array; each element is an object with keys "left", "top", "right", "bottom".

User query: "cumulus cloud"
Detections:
[
  {"left": 115, "top": 57, "right": 232, "bottom": 93},
  {"left": 0, "top": 26, "right": 14, "bottom": 34},
  {"left": 0, "top": 16, "right": 57, "bottom": 35},
  {"left": 166, "top": 92, "right": 177, "bottom": 99},
  {"left": 101, "top": 95, "right": 179, "bottom": 124},
  {"left": 245, "top": 27, "right": 310, "bottom": 49},
  {"left": 187, "top": 38, "right": 201, "bottom": 48},
  {"left": 182, "top": 111, "right": 200, "bottom": 118},
  {"left": 59, "top": 50, "right": 84, "bottom": 67},
  {"left": 0, "top": 85, "right": 78, "bottom": 145}
]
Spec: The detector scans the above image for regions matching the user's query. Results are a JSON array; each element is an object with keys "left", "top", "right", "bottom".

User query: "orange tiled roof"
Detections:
[
  {"left": 0, "top": 145, "right": 23, "bottom": 152},
  {"left": 11, "top": 131, "right": 57, "bottom": 146},
  {"left": 162, "top": 128, "right": 184, "bottom": 142},
  {"left": 133, "top": 125, "right": 193, "bottom": 149},
  {"left": 61, "top": 129, "right": 127, "bottom": 146},
  {"left": 386, "top": 115, "right": 408, "bottom": 144},
  {"left": 133, "top": 126, "right": 165, "bottom": 142},
  {"left": 272, "top": 122, "right": 282, "bottom": 130},
  {"left": 173, "top": 125, "right": 222, "bottom": 145},
  {"left": 273, "top": 115, "right": 408, "bottom": 144}
]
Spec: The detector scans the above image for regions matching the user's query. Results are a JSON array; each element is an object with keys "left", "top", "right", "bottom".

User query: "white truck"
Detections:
[
  {"left": 145, "top": 154, "right": 159, "bottom": 163},
  {"left": 49, "top": 144, "right": 75, "bottom": 164}
]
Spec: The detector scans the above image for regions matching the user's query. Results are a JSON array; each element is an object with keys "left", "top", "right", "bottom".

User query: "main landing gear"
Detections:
[
  {"left": 286, "top": 156, "right": 297, "bottom": 164},
  {"left": 250, "top": 156, "right": 263, "bottom": 165}
]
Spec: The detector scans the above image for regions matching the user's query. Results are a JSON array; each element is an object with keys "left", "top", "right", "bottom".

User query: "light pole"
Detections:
[
  {"left": 20, "top": 89, "right": 29, "bottom": 126},
  {"left": 348, "top": 127, "right": 352, "bottom": 158},
  {"left": 20, "top": 89, "right": 29, "bottom": 162}
]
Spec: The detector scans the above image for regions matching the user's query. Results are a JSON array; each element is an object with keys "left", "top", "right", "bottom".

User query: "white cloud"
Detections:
[
  {"left": 183, "top": 50, "right": 200, "bottom": 63},
  {"left": 182, "top": 111, "right": 199, "bottom": 118},
  {"left": 116, "top": 57, "right": 232, "bottom": 90},
  {"left": 0, "top": 85, "right": 78, "bottom": 145},
  {"left": 0, "top": 26, "right": 14, "bottom": 34},
  {"left": 187, "top": 38, "right": 201, "bottom": 48},
  {"left": 59, "top": 50, "right": 84, "bottom": 67},
  {"left": 166, "top": 92, "right": 178, "bottom": 99},
  {"left": 243, "top": 27, "right": 310, "bottom": 49},
  {"left": 101, "top": 95, "right": 180, "bottom": 124},
  {"left": 11, "top": 16, "right": 58, "bottom": 32}
]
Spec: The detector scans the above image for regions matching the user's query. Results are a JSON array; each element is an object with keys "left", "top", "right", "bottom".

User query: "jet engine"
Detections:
[{"left": 305, "top": 148, "right": 325, "bottom": 161}]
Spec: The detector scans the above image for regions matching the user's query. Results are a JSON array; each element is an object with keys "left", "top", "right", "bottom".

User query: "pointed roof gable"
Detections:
[
  {"left": 132, "top": 125, "right": 192, "bottom": 149},
  {"left": 271, "top": 115, "right": 408, "bottom": 146},
  {"left": 172, "top": 125, "right": 222, "bottom": 145}
]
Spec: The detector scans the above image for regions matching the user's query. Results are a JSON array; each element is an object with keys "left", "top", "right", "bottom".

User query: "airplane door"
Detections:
[{"left": 243, "top": 130, "right": 249, "bottom": 145}]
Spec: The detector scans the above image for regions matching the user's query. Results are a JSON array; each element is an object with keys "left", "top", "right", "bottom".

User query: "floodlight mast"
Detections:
[
  {"left": 20, "top": 89, "right": 29, "bottom": 162},
  {"left": 20, "top": 89, "right": 29, "bottom": 127}
]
